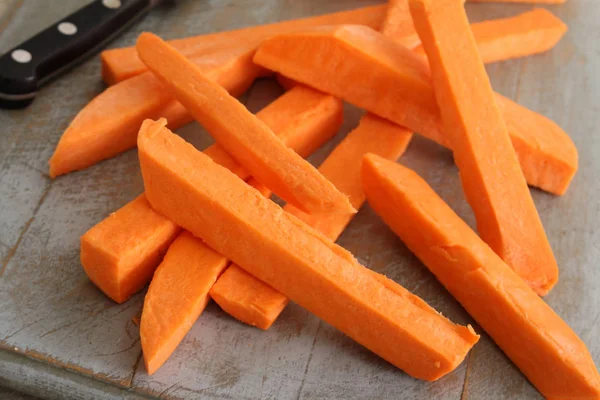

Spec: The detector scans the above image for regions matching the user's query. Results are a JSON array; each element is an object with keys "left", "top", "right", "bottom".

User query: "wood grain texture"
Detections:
[{"left": 0, "top": 1, "right": 597, "bottom": 399}]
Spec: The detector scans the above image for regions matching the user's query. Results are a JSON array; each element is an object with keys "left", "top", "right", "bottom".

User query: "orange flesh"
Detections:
[
  {"left": 211, "top": 114, "right": 413, "bottom": 329},
  {"left": 101, "top": 5, "right": 388, "bottom": 85},
  {"left": 80, "top": 195, "right": 181, "bottom": 304},
  {"left": 80, "top": 86, "right": 342, "bottom": 304},
  {"left": 210, "top": 266, "right": 288, "bottom": 330},
  {"left": 138, "top": 118, "right": 478, "bottom": 381},
  {"left": 361, "top": 154, "right": 600, "bottom": 400},
  {"left": 209, "top": 2, "right": 428, "bottom": 331},
  {"left": 469, "top": 0, "right": 566, "bottom": 4},
  {"left": 412, "top": 8, "right": 568, "bottom": 64},
  {"left": 253, "top": 24, "right": 577, "bottom": 196},
  {"left": 141, "top": 231, "right": 229, "bottom": 375},
  {"left": 137, "top": 33, "right": 355, "bottom": 215},
  {"left": 49, "top": 47, "right": 261, "bottom": 178},
  {"left": 139, "top": 91, "right": 338, "bottom": 373},
  {"left": 409, "top": 0, "right": 558, "bottom": 295}
]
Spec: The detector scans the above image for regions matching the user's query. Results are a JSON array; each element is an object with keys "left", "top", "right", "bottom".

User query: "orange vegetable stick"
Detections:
[
  {"left": 211, "top": 0, "right": 419, "bottom": 329},
  {"left": 80, "top": 86, "right": 342, "bottom": 303},
  {"left": 80, "top": 195, "right": 181, "bottom": 303},
  {"left": 138, "top": 118, "right": 478, "bottom": 381},
  {"left": 49, "top": 47, "right": 262, "bottom": 178},
  {"left": 141, "top": 178, "right": 271, "bottom": 375},
  {"left": 253, "top": 25, "right": 577, "bottom": 196},
  {"left": 409, "top": 0, "right": 558, "bottom": 295},
  {"left": 101, "top": 5, "right": 387, "bottom": 85},
  {"left": 209, "top": 2, "right": 432, "bottom": 331},
  {"left": 413, "top": 9, "right": 568, "bottom": 64},
  {"left": 361, "top": 154, "right": 600, "bottom": 400},
  {"left": 141, "top": 231, "right": 229, "bottom": 375},
  {"left": 381, "top": 0, "right": 468, "bottom": 48},
  {"left": 286, "top": 114, "right": 413, "bottom": 239},
  {"left": 210, "top": 114, "right": 413, "bottom": 329},
  {"left": 137, "top": 33, "right": 354, "bottom": 215},
  {"left": 469, "top": 0, "right": 566, "bottom": 4},
  {"left": 209, "top": 264, "right": 288, "bottom": 331},
  {"left": 380, "top": 0, "right": 421, "bottom": 47}
]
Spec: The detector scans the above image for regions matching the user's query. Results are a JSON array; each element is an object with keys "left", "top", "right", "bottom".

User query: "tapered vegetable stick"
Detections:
[
  {"left": 101, "top": 5, "right": 388, "bottom": 85},
  {"left": 142, "top": 178, "right": 271, "bottom": 375},
  {"left": 382, "top": 0, "right": 469, "bottom": 48},
  {"left": 286, "top": 114, "right": 413, "bottom": 237},
  {"left": 80, "top": 195, "right": 181, "bottom": 303},
  {"left": 253, "top": 24, "right": 577, "bottom": 196},
  {"left": 210, "top": 114, "right": 413, "bottom": 329},
  {"left": 210, "top": 265, "right": 288, "bottom": 331},
  {"left": 68, "top": 9, "right": 566, "bottom": 179},
  {"left": 49, "top": 47, "right": 262, "bottom": 178},
  {"left": 137, "top": 33, "right": 354, "bottom": 215},
  {"left": 469, "top": 0, "right": 566, "bottom": 4},
  {"left": 361, "top": 154, "right": 600, "bottom": 400},
  {"left": 80, "top": 86, "right": 343, "bottom": 303},
  {"left": 409, "top": 0, "right": 558, "bottom": 295},
  {"left": 204, "top": 86, "right": 344, "bottom": 180},
  {"left": 412, "top": 8, "right": 568, "bottom": 65},
  {"left": 211, "top": 0, "right": 419, "bottom": 329},
  {"left": 380, "top": 0, "right": 421, "bottom": 48},
  {"left": 141, "top": 231, "right": 229, "bottom": 375},
  {"left": 138, "top": 118, "right": 478, "bottom": 380}
]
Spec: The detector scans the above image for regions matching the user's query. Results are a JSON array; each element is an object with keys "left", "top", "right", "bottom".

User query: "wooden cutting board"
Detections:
[{"left": 0, "top": 1, "right": 597, "bottom": 399}]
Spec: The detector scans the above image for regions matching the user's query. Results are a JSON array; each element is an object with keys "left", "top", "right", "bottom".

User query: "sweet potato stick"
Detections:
[
  {"left": 137, "top": 33, "right": 355, "bottom": 215},
  {"left": 81, "top": 86, "right": 343, "bottom": 303},
  {"left": 409, "top": 0, "right": 558, "bottom": 295},
  {"left": 253, "top": 24, "right": 576, "bottom": 195},
  {"left": 361, "top": 154, "right": 600, "bottom": 400},
  {"left": 101, "top": 5, "right": 387, "bottom": 84},
  {"left": 412, "top": 8, "right": 568, "bottom": 64},
  {"left": 141, "top": 231, "right": 229, "bottom": 375},
  {"left": 138, "top": 118, "right": 478, "bottom": 381},
  {"left": 211, "top": 114, "right": 413, "bottom": 329},
  {"left": 50, "top": 48, "right": 261, "bottom": 178}
]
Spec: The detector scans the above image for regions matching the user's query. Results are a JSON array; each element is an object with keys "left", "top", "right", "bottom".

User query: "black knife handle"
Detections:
[{"left": 0, "top": 0, "right": 152, "bottom": 109}]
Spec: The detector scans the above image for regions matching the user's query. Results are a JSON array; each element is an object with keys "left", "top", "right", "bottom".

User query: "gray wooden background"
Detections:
[{"left": 0, "top": 1, "right": 598, "bottom": 399}]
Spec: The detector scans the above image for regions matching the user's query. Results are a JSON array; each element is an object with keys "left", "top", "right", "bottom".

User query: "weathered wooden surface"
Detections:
[{"left": 0, "top": 1, "right": 598, "bottom": 399}]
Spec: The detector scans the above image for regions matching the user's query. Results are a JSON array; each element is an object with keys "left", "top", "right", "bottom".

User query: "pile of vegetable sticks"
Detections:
[{"left": 50, "top": 0, "right": 599, "bottom": 398}]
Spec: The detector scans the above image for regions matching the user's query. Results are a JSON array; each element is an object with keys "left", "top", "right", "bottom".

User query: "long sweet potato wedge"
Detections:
[
  {"left": 361, "top": 154, "right": 600, "bottom": 400},
  {"left": 209, "top": 1, "right": 420, "bottom": 330},
  {"left": 138, "top": 118, "right": 478, "bottom": 381},
  {"left": 142, "top": 176, "right": 273, "bottom": 375},
  {"left": 141, "top": 91, "right": 339, "bottom": 373},
  {"left": 469, "top": 0, "right": 566, "bottom": 4},
  {"left": 210, "top": 114, "right": 413, "bottom": 329},
  {"left": 253, "top": 24, "right": 577, "bottom": 195},
  {"left": 142, "top": 177, "right": 272, "bottom": 375},
  {"left": 80, "top": 194, "right": 181, "bottom": 304},
  {"left": 380, "top": 0, "right": 420, "bottom": 47},
  {"left": 49, "top": 47, "right": 262, "bottom": 178},
  {"left": 141, "top": 231, "right": 229, "bottom": 375},
  {"left": 382, "top": 0, "right": 469, "bottom": 47},
  {"left": 412, "top": 8, "right": 568, "bottom": 65},
  {"left": 209, "top": 265, "right": 288, "bottom": 331},
  {"left": 137, "top": 33, "right": 354, "bottom": 215},
  {"left": 409, "top": 0, "right": 558, "bottom": 295},
  {"left": 80, "top": 86, "right": 343, "bottom": 303},
  {"left": 67, "top": 9, "right": 566, "bottom": 179},
  {"left": 101, "top": 5, "right": 387, "bottom": 85}
]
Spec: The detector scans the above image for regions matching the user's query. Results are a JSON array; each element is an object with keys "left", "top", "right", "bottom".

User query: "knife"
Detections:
[{"left": 0, "top": 0, "right": 169, "bottom": 109}]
